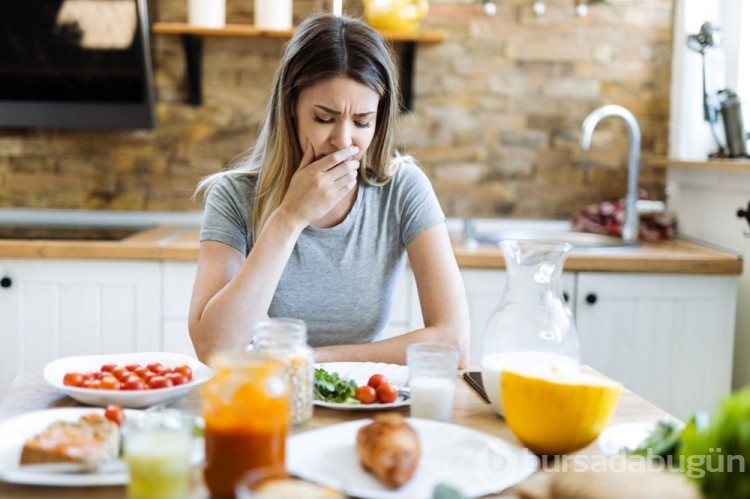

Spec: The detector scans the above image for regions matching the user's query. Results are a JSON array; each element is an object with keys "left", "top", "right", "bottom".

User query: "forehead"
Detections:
[{"left": 298, "top": 76, "right": 380, "bottom": 110}]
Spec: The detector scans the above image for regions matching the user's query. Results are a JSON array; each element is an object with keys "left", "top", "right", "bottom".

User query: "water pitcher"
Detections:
[{"left": 480, "top": 240, "right": 581, "bottom": 416}]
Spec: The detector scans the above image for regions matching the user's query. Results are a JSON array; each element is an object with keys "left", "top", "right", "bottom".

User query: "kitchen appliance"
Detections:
[
  {"left": 687, "top": 21, "right": 749, "bottom": 158},
  {"left": 718, "top": 89, "right": 748, "bottom": 158},
  {"left": 0, "top": 0, "right": 156, "bottom": 130}
]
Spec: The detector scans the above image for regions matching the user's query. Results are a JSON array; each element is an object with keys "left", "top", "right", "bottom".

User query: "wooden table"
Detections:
[{"left": 0, "top": 372, "right": 669, "bottom": 499}]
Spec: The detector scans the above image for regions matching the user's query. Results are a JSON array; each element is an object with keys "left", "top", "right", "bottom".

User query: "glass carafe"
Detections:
[{"left": 480, "top": 240, "right": 581, "bottom": 416}]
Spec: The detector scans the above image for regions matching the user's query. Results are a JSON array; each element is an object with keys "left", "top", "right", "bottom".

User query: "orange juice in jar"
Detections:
[{"left": 201, "top": 351, "right": 290, "bottom": 498}]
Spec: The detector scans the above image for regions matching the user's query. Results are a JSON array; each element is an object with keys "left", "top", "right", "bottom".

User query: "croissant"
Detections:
[{"left": 356, "top": 413, "right": 420, "bottom": 489}]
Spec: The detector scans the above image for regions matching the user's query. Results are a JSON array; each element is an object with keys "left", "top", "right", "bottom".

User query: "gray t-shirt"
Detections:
[{"left": 199, "top": 162, "right": 445, "bottom": 347}]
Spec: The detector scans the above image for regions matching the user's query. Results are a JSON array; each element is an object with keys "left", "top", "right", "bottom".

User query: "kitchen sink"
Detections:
[
  {"left": 0, "top": 225, "right": 147, "bottom": 241},
  {"left": 473, "top": 230, "right": 640, "bottom": 250},
  {"left": 458, "top": 219, "right": 641, "bottom": 251}
]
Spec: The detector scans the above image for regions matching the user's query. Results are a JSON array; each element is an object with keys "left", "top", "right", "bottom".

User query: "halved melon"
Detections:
[{"left": 501, "top": 367, "right": 621, "bottom": 455}]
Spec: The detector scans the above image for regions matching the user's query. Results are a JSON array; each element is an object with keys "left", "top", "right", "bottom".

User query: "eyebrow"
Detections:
[{"left": 313, "top": 104, "right": 375, "bottom": 118}]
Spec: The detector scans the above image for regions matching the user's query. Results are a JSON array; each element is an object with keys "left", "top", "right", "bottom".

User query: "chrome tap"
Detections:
[{"left": 579, "top": 105, "right": 641, "bottom": 244}]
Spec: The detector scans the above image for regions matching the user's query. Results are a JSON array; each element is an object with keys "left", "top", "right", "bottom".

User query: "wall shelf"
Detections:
[
  {"left": 649, "top": 157, "right": 750, "bottom": 171},
  {"left": 150, "top": 22, "right": 445, "bottom": 110}
]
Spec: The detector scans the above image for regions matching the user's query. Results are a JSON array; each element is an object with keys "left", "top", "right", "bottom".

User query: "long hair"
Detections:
[{"left": 195, "top": 12, "right": 402, "bottom": 241}]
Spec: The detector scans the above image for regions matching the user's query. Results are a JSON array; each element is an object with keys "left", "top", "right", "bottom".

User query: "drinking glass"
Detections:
[
  {"left": 122, "top": 409, "right": 194, "bottom": 499},
  {"left": 407, "top": 342, "right": 460, "bottom": 422}
]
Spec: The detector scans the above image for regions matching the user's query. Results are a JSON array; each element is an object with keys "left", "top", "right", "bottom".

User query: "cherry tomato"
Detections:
[
  {"left": 100, "top": 375, "right": 121, "bottom": 390},
  {"left": 104, "top": 405, "right": 126, "bottom": 426},
  {"left": 86, "top": 379, "right": 103, "bottom": 390},
  {"left": 123, "top": 375, "right": 147, "bottom": 391},
  {"left": 134, "top": 366, "right": 150, "bottom": 378},
  {"left": 111, "top": 366, "right": 127, "bottom": 380},
  {"left": 355, "top": 385, "right": 377, "bottom": 404},
  {"left": 147, "top": 362, "right": 163, "bottom": 373},
  {"left": 63, "top": 372, "right": 85, "bottom": 387},
  {"left": 100, "top": 363, "right": 117, "bottom": 373},
  {"left": 174, "top": 365, "right": 192, "bottom": 381},
  {"left": 167, "top": 372, "right": 188, "bottom": 386},
  {"left": 142, "top": 371, "right": 156, "bottom": 383},
  {"left": 125, "top": 363, "right": 140, "bottom": 371},
  {"left": 148, "top": 375, "right": 173, "bottom": 389},
  {"left": 376, "top": 383, "right": 398, "bottom": 404},
  {"left": 156, "top": 366, "right": 172, "bottom": 377},
  {"left": 367, "top": 374, "right": 388, "bottom": 390}
]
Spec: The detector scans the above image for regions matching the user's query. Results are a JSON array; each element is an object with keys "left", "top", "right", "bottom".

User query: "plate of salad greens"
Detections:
[{"left": 313, "top": 362, "right": 410, "bottom": 410}]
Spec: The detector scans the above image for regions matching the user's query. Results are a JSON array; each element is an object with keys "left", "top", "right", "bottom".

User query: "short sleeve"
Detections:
[
  {"left": 394, "top": 162, "right": 446, "bottom": 246},
  {"left": 199, "top": 175, "right": 254, "bottom": 255}
]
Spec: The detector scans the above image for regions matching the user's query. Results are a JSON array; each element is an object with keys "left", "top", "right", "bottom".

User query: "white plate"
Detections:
[
  {"left": 43, "top": 352, "right": 213, "bottom": 409},
  {"left": 314, "top": 362, "right": 410, "bottom": 410},
  {"left": 0, "top": 407, "right": 204, "bottom": 487},
  {"left": 288, "top": 417, "right": 538, "bottom": 499},
  {"left": 597, "top": 421, "right": 657, "bottom": 455}
]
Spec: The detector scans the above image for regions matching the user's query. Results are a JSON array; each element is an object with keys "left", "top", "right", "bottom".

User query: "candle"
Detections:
[
  {"left": 188, "top": 0, "right": 226, "bottom": 28},
  {"left": 332, "top": 0, "right": 342, "bottom": 16}
]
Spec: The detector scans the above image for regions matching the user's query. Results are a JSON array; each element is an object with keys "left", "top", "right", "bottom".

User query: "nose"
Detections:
[{"left": 329, "top": 121, "right": 353, "bottom": 150}]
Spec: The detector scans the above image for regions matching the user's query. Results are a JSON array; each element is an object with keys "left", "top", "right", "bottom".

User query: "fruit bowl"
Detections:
[{"left": 363, "top": 0, "right": 429, "bottom": 32}]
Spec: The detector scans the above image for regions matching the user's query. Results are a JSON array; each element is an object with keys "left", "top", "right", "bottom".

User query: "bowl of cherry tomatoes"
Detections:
[{"left": 43, "top": 352, "right": 214, "bottom": 408}]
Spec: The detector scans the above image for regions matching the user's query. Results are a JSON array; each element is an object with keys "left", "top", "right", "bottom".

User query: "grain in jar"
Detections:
[{"left": 252, "top": 318, "right": 314, "bottom": 425}]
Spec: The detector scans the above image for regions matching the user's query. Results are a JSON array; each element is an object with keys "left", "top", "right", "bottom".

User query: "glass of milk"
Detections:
[{"left": 407, "top": 342, "right": 460, "bottom": 422}]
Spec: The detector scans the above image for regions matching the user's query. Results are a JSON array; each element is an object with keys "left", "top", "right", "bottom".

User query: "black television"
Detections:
[{"left": 0, "top": 0, "right": 156, "bottom": 130}]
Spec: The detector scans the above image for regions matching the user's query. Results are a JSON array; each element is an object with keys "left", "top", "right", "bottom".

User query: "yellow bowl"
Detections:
[
  {"left": 501, "top": 367, "right": 621, "bottom": 455},
  {"left": 363, "top": 0, "right": 429, "bottom": 32}
]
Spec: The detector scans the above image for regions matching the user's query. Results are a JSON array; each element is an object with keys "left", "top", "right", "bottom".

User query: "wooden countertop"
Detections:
[
  {"left": 0, "top": 226, "right": 742, "bottom": 275},
  {"left": 0, "top": 369, "right": 682, "bottom": 499}
]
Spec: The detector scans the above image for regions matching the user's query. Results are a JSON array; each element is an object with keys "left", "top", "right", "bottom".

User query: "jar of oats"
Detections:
[{"left": 251, "top": 318, "right": 314, "bottom": 425}]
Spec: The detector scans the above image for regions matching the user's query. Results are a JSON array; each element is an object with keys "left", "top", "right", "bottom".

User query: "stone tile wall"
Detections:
[{"left": 0, "top": 0, "right": 672, "bottom": 219}]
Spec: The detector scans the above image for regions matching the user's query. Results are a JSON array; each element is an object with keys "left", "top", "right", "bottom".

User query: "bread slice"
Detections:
[{"left": 19, "top": 413, "right": 120, "bottom": 470}]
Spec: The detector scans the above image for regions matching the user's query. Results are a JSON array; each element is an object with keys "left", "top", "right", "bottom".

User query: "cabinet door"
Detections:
[
  {"left": 461, "top": 269, "right": 577, "bottom": 366},
  {"left": 575, "top": 272, "right": 736, "bottom": 419},
  {"left": 0, "top": 259, "right": 161, "bottom": 396},
  {"left": 162, "top": 262, "right": 198, "bottom": 357}
]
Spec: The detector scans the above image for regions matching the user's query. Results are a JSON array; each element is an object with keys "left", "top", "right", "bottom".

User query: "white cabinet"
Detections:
[
  {"left": 162, "top": 262, "right": 197, "bottom": 357},
  {"left": 574, "top": 272, "right": 736, "bottom": 420},
  {"left": 0, "top": 259, "right": 161, "bottom": 397}
]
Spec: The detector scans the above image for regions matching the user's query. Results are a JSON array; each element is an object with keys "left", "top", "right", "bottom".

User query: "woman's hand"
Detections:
[{"left": 279, "top": 143, "right": 360, "bottom": 227}]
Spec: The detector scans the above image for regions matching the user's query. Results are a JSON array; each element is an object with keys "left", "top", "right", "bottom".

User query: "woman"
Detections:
[{"left": 189, "top": 12, "right": 469, "bottom": 366}]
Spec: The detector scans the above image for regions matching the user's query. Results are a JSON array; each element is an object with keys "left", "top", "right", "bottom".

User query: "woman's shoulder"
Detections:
[
  {"left": 210, "top": 171, "right": 258, "bottom": 199},
  {"left": 390, "top": 156, "right": 432, "bottom": 188}
]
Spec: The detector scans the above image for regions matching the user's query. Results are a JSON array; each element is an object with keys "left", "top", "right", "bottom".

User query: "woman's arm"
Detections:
[
  {"left": 188, "top": 209, "right": 304, "bottom": 362},
  {"left": 313, "top": 223, "right": 471, "bottom": 367}
]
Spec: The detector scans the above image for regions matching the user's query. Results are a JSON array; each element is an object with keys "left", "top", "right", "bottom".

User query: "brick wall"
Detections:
[{"left": 0, "top": 0, "right": 673, "bottom": 219}]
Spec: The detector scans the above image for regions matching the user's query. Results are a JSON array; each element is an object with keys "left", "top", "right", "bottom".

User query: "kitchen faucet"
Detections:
[{"left": 579, "top": 104, "right": 641, "bottom": 245}]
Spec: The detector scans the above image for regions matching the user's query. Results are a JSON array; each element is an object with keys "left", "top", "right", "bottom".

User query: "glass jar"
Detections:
[
  {"left": 480, "top": 240, "right": 581, "bottom": 416},
  {"left": 201, "top": 351, "right": 289, "bottom": 498},
  {"left": 252, "top": 318, "right": 314, "bottom": 426}
]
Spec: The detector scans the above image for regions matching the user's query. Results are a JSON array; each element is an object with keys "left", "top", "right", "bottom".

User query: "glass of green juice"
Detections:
[{"left": 122, "top": 409, "right": 194, "bottom": 499}]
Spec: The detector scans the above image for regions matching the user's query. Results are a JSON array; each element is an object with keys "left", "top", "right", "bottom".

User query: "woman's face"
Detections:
[{"left": 294, "top": 76, "right": 380, "bottom": 162}]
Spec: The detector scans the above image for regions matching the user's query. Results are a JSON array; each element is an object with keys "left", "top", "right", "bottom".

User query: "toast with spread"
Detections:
[{"left": 19, "top": 413, "right": 120, "bottom": 470}]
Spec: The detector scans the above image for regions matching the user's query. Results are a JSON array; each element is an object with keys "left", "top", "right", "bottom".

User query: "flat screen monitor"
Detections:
[{"left": 0, "top": 0, "right": 156, "bottom": 130}]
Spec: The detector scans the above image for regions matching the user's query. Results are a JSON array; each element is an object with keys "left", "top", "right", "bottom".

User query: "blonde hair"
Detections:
[{"left": 195, "top": 12, "right": 404, "bottom": 241}]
